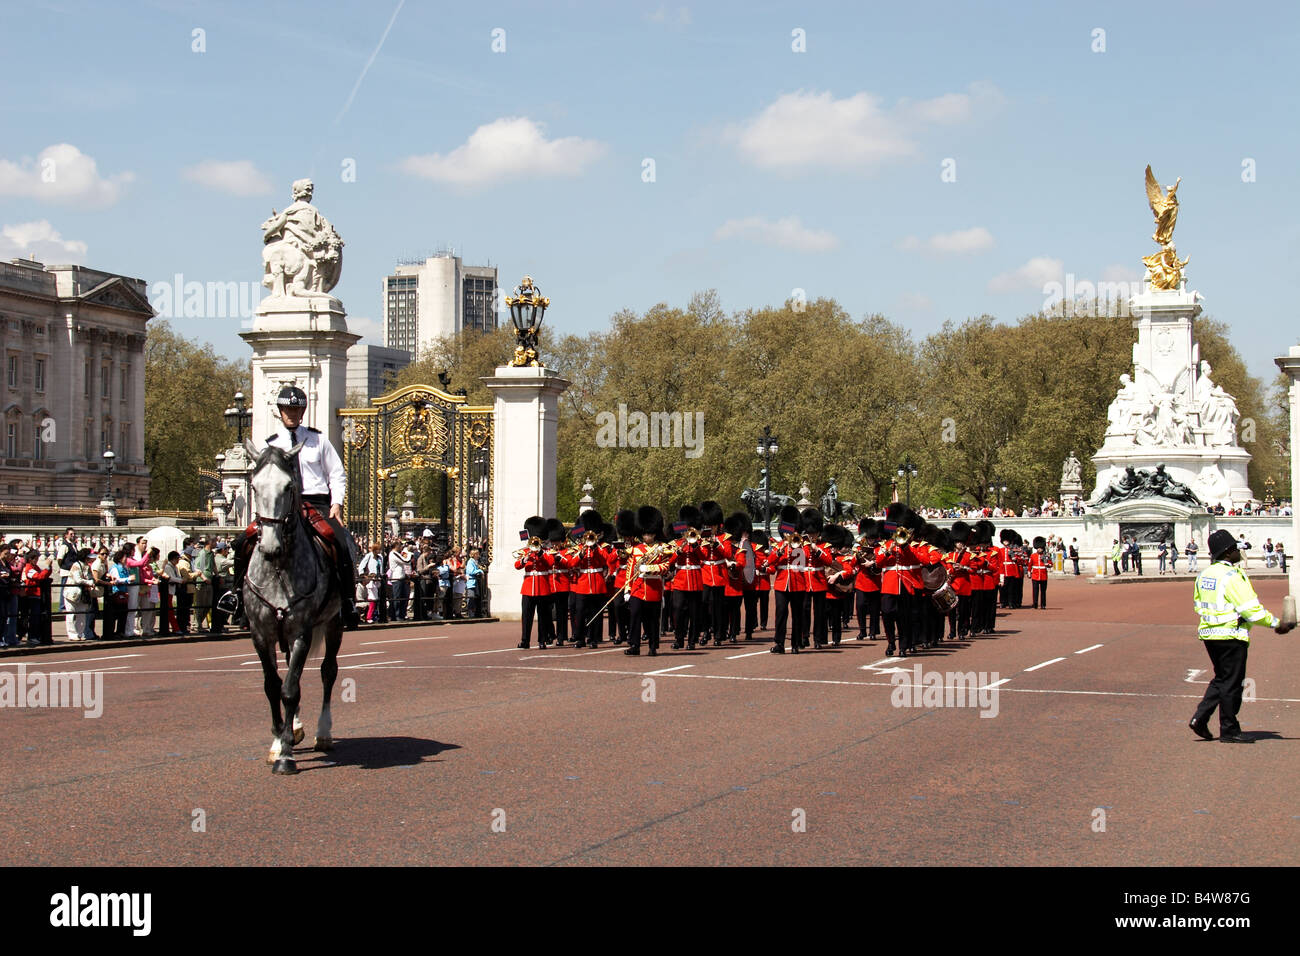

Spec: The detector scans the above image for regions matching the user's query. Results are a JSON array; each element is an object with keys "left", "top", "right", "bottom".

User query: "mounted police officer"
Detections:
[{"left": 219, "top": 385, "right": 360, "bottom": 630}]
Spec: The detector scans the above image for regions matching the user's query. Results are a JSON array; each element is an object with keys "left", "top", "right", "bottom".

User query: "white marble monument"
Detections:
[
  {"left": 1090, "top": 288, "right": 1251, "bottom": 510},
  {"left": 240, "top": 179, "right": 359, "bottom": 451}
]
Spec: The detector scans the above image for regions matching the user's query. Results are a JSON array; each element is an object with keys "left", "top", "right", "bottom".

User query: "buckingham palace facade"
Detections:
[{"left": 0, "top": 256, "right": 152, "bottom": 509}]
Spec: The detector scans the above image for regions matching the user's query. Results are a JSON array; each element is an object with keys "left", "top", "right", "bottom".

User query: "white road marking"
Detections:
[
  {"left": 359, "top": 635, "right": 451, "bottom": 645},
  {"left": 1024, "top": 657, "right": 1067, "bottom": 672},
  {"left": 1075, "top": 644, "right": 1104, "bottom": 654},
  {"left": 195, "top": 652, "right": 259, "bottom": 661},
  {"left": 725, "top": 650, "right": 770, "bottom": 660},
  {"left": 864, "top": 657, "right": 903, "bottom": 669},
  {"left": 332, "top": 652, "right": 382, "bottom": 659},
  {"left": 1185, "top": 668, "right": 1207, "bottom": 684},
  {"left": 644, "top": 664, "right": 694, "bottom": 675},
  {"left": 519, "top": 648, "right": 622, "bottom": 661},
  {"left": 981, "top": 678, "right": 1011, "bottom": 690},
  {"left": 342, "top": 660, "right": 404, "bottom": 668},
  {"left": 452, "top": 647, "right": 518, "bottom": 657},
  {"left": 1, "top": 653, "right": 145, "bottom": 667}
]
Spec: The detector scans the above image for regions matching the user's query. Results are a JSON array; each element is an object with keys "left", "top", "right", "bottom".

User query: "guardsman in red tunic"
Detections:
[
  {"left": 801, "top": 508, "right": 835, "bottom": 649},
  {"left": 913, "top": 524, "right": 948, "bottom": 649},
  {"left": 764, "top": 505, "right": 809, "bottom": 654},
  {"left": 698, "top": 500, "right": 728, "bottom": 645},
  {"left": 515, "top": 515, "right": 553, "bottom": 649},
  {"left": 610, "top": 509, "right": 639, "bottom": 645},
  {"left": 1029, "top": 535, "right": 1050, "bottom": 608},
  {"left": 821, "top": 525, "right": 855, "bottom": 647},
  {"left": 748, "top": 530, "right": 771, "bottom": 637},
  {"left": 853, "top": 518, "right": 883, "bottom": 641},
  {"left": 718, "top": 511, "right": 752, "bottom": 644},
  {"left": 972, "top": 520, "right": 999, "bottom": 634},
  {"left": 948, "top": 521, "right": 975, "bottom": 640},
  {"left": 543, "top": 519, "right": 572, "bottom": 645},
  {"left": 1012, "top": 534, "right": 1030, "bottom": 608},
  {"left": 668, "top": 504, "right": 705, "bottom": 650},
  {"left": 875, "top": 503, "right": 920, "bottom": 657},
  {"left": 624, "top": 506, "right": 674, "bottom": 656},
  {"left": 558, "top": 511, "right": 616, "bottom": 648}
]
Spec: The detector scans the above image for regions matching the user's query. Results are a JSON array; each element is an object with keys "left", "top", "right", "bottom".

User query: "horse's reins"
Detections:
[{"left": 247, "top": 465, "right": 325, "bottom": 623}]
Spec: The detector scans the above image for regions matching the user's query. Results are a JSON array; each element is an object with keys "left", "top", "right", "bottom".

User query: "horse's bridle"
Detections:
[{"left": 247, "top": 461, "right": 320, "bottom": 623}]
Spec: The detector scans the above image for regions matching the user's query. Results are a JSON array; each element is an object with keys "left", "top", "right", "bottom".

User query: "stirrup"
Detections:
[{"left": 216, "top": 590, "right": 241, "bottom": 615}]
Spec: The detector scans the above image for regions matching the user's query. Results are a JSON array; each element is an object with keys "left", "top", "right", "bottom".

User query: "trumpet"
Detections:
[
  {"left": 892, "top": 526, "right": 914, "bottom": 546},
  {"left": 783, "top": 532, "right": 805, "bottom": 548},
  {"left": 511, "top": 536, "right": 543, "bottom": 560},
  {"left": 683, "top": 528, "right": 701, "bottom": 545}
]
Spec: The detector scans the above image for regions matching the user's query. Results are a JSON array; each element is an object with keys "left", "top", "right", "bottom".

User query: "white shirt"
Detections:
[
  {"left": 262, "top": 424, "right": 347, "bottom": 507},
  {"left": 387, "top": 548, "right": 411, "bottom": 581}
]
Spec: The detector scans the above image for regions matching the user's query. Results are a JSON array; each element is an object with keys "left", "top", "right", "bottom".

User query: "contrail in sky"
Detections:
[{"left": 333, "top": 0, "right": 406, "bottom": 127}]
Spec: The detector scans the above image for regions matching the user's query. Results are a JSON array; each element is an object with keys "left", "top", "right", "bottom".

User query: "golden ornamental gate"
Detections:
[{"left": 339, "top": 385, "right": 492, "bottom": 557}]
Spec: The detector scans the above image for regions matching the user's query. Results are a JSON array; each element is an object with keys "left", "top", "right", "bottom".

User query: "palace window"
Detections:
[
  {"left": 7, "top": 355, "right": 16, "bottom": 389},
  {"left": 33, "top": 420, "right": 42, "bottom": 460},
  {"left": 34, "top": 358, "right": 44, "bottom": 393},
  {"left": 6, "top": 422, "right": 15, "bottom": 458},
  {"left": 85, "top": 358, "right": 91, "bottom": 397},
  {"left": 102, "top": 363, "right": 111, "bottom": 399},
  {"left": 120, "top": 364, "right": 129, "bottom": 401}
]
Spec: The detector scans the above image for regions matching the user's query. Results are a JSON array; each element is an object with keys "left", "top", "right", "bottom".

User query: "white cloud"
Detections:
[
  {"left": 647, "top": 5, "right": 691, "bottom": 26},
  {"left": 899, "top": 292, "right": 933, "bottom": 311},
  {"left": 0, "top": 220, "right": 87, "bottom": 263},
  {"left": 399, "top": 117, "right": 607, "bottom": 188},
  {"left": 728, "top": 84, "right": 998, "bottom": 171},
  {"left": 899, "top": 226, "right": 994, "bottom": 255},
  {"left": 714, "top": 215, "right": 839, "bottom": 252},
  {"left": 1101, "top": 263, "right": 1143, "bottom": 283},
  {"left": 0, "top": 144, "right": 132, "bottom": 206},
  {"left": 181, "top": 159, "right": 273, "bottom": 196},
  {"left": 988, "top": 256, "right": 1063, "bottom": 294},
  {"left": 347, "top": 316, "right": 383, "bottom": 342}
]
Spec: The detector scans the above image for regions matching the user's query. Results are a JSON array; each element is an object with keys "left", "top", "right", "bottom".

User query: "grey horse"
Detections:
[{"left": 243, "top": 439, "right": 343, "bottom": 775}]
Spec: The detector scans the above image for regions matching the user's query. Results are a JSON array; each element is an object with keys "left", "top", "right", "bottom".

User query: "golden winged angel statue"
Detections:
[
  {"left": 1145, "top": 165, "right": 1180, "bottom": 245},
  {"left": 1142, "top": 165, "right": 1187, "bottom": 289}
]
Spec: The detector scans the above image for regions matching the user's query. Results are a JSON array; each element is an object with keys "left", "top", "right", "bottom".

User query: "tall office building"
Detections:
[
  {"left": 0, "top": 257, "right": 152, "bottom": 508},
  {"left": 381, "top": 254, "right": 498, "bottom": 358}
]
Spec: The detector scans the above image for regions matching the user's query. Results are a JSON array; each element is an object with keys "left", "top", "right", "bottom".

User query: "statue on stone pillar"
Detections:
[
  {"left": 260, "top": 179, "right": 344, "bottom": 298},
  {"left": 1061, "top": 453, "right": 1082, "bottom": 486},
  {"left": 1195, "top": 360, "right": 1241, "bottom": 447}
]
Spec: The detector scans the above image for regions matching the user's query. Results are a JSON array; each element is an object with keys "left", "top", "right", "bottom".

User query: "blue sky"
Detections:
[{"left": 3, "top": 0, "right": 1298, "bottom": 384}]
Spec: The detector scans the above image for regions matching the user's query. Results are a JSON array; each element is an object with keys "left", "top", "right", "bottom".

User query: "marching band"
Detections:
[{"left": 512, "top": 501, "right": 1043, "bottom": 656}]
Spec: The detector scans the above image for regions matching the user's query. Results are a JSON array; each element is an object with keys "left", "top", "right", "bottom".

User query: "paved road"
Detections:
[{"left": 3, "top": 576, "right": 1297, "bottom": 866}]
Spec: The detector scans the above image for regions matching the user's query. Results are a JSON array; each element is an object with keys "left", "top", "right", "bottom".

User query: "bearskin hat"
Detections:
[
  {"left": 778, "top": 504, "right": 801, "bottom": 537},
  {"left": 673, "top": 504, "right": 702, "bottom": 536},
  {"left": 579, "top": 509, "right": 604, "bottom": 533},
  {"left": 750, "top": 529, "right": 769, "bottom": 548},
  {"left": 601, "top": 521, "right": 616, "bottom": 544},
  {"left": 615, "top": 508, "right": 638, "bottom": 539},
  {"left": 951, "top": 520, "right": 971, "bottom": 544},
  {"left": 700, "top": 499, "right": 725, "bottom": 529},
  {"left": 903, "top": 508, "right": 926, "bottom": 532},
  {"left": 544, "top": 518, "right": 567, "bottom": 543},
  {"left": 522, "top": 515, "right": 546, "bottom": 541},
  {"left": 883, "top": 501, "right": 907, "bottom": 533},
  {"left": 858, "top": 517, "right": 880, "bottom": 539},
  {"left": 826, "top": 525, "right": 851, "bottom": 548},
  {"left": 636, "top": 506, "right": 666, "bottom": 541},
  {"left": 1033, "top": 536, "right": 1047, "bottom": 550},
  {"left": 723, "top": 511, "right": 751, "bottom": 540},
  {"left": 799, "top": 507, "right": 824, "bottom": 535}
]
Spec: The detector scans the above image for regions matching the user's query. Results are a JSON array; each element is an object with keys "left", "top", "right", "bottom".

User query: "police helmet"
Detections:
[{"left": 276, "top": 385, "right": 308, "bottom": 408}]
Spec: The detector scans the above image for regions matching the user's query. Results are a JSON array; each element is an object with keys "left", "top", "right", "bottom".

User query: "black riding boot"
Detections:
[{"left": 337, "top": 549, "right": 360, "bottom": 631}]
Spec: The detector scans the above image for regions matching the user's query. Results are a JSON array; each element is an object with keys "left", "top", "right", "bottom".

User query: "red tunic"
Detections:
[
  {"left": 515, "top": 549, "right": 553, "bottom": 597},
  {"left": 669, "top": 540, "right": 705, "bottom": 592},
  {"left": 1029, "top": 551, "right": 1049, "bottom": 581},
  {"left": 765, "top": 541, "right": 808, "bottom": 592},
  {"left": 629, "top": 543, "right": 670, "bottom": 602},
  {"left": 700, "top": 539, "right": 728, "bottom": 588},
  {"left": 753, "top": 546, "right": 771, "bottom": 591},
  {"left": 560, "top": 545, "right": 613, "bottom": 596}
]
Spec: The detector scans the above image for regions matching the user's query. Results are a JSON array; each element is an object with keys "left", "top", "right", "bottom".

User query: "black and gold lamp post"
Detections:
[{"left": 505, "top": 275, "right": 549, "bottom": 368}]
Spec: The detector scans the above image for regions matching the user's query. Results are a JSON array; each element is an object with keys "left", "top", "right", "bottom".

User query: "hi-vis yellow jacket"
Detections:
[{"left": 1192, "top": 560, "right": 1278, "bottom": 642}]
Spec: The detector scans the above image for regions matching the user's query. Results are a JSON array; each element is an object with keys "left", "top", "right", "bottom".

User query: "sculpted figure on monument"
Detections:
[
  {"left": 1133, "top": 367, "right": 1193, "bottom": 447},
  {"left": 261, "top": 179, "right": 344, "bottom": 298},
  {"left": 1061, "top": 453, "right": 1082, "bottom": 486},
  {"left": 1195, "top": 360, "right": 1240, "bottom": 446},
  {"left": 1106, "top": 374, "right": 1140, "bottom": 436},
  {"left": 1147, "top": 464, "right": 1202, "bottom": 506},
  {"left": 1091, "top": 466, "right": 1143, "bottom": 507}
]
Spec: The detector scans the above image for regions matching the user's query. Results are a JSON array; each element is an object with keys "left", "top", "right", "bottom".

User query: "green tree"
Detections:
[{"left": 144, "top": 321, "right": 249, "bottom": 509}]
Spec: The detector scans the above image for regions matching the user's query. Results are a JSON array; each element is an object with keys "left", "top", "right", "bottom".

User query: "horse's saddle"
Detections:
[{"left": 242, "top": 502, "right": 340, "bottom": 569}]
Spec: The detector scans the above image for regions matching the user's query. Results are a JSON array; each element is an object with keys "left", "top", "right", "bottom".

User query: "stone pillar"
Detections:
[
  {"left": 401, "top": 486, "right": 416, "bottom": 524},
  {"left": 219, "top": 443, "right": 253, "bottom": 528},
  {"left": 482, "top": 365, "right": 571, "bottom": 618},
  {"left": 240, "top": 296, "right": 360, "bottom": 451},
  {"left": 1274, "top": 345, "right": 1300, "bottom": 597},
  {"left": 99, "top": 497, "right": 117, "bottom": 528}
]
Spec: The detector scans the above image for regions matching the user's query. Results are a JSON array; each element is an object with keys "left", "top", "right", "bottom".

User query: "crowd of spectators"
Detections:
[{"left": 353, "top": 530, "right": 490, "bottom": 623}]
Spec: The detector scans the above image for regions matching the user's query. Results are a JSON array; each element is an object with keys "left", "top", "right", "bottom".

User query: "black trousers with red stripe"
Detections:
[{"left": 520, "top": 594, "right": 554, "bottom": 647}]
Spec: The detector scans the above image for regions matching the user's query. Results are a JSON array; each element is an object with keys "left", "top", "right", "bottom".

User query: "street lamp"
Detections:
[
  {"left": 102, "top": 447, "right": 115, "bottom": 500},
  {"left": 897, "top": 459, "right": 917, "bottom": 509},
  {"left": 505, "top": 276, "right": 549, "bottom": 367},
  {"left": 987, "top": 480, "right": 1007, "bottom": 510},
  {"left": 756, "top": 426, "right": 779, "bottom": 528},
  {"left": 223, "top": 390, "right": 253, "bottom": 443}
]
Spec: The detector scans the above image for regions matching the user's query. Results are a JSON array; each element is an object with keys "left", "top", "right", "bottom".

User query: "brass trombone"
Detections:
[{"left": 511, "top": 536, "right": 543, "bottom": 560}]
